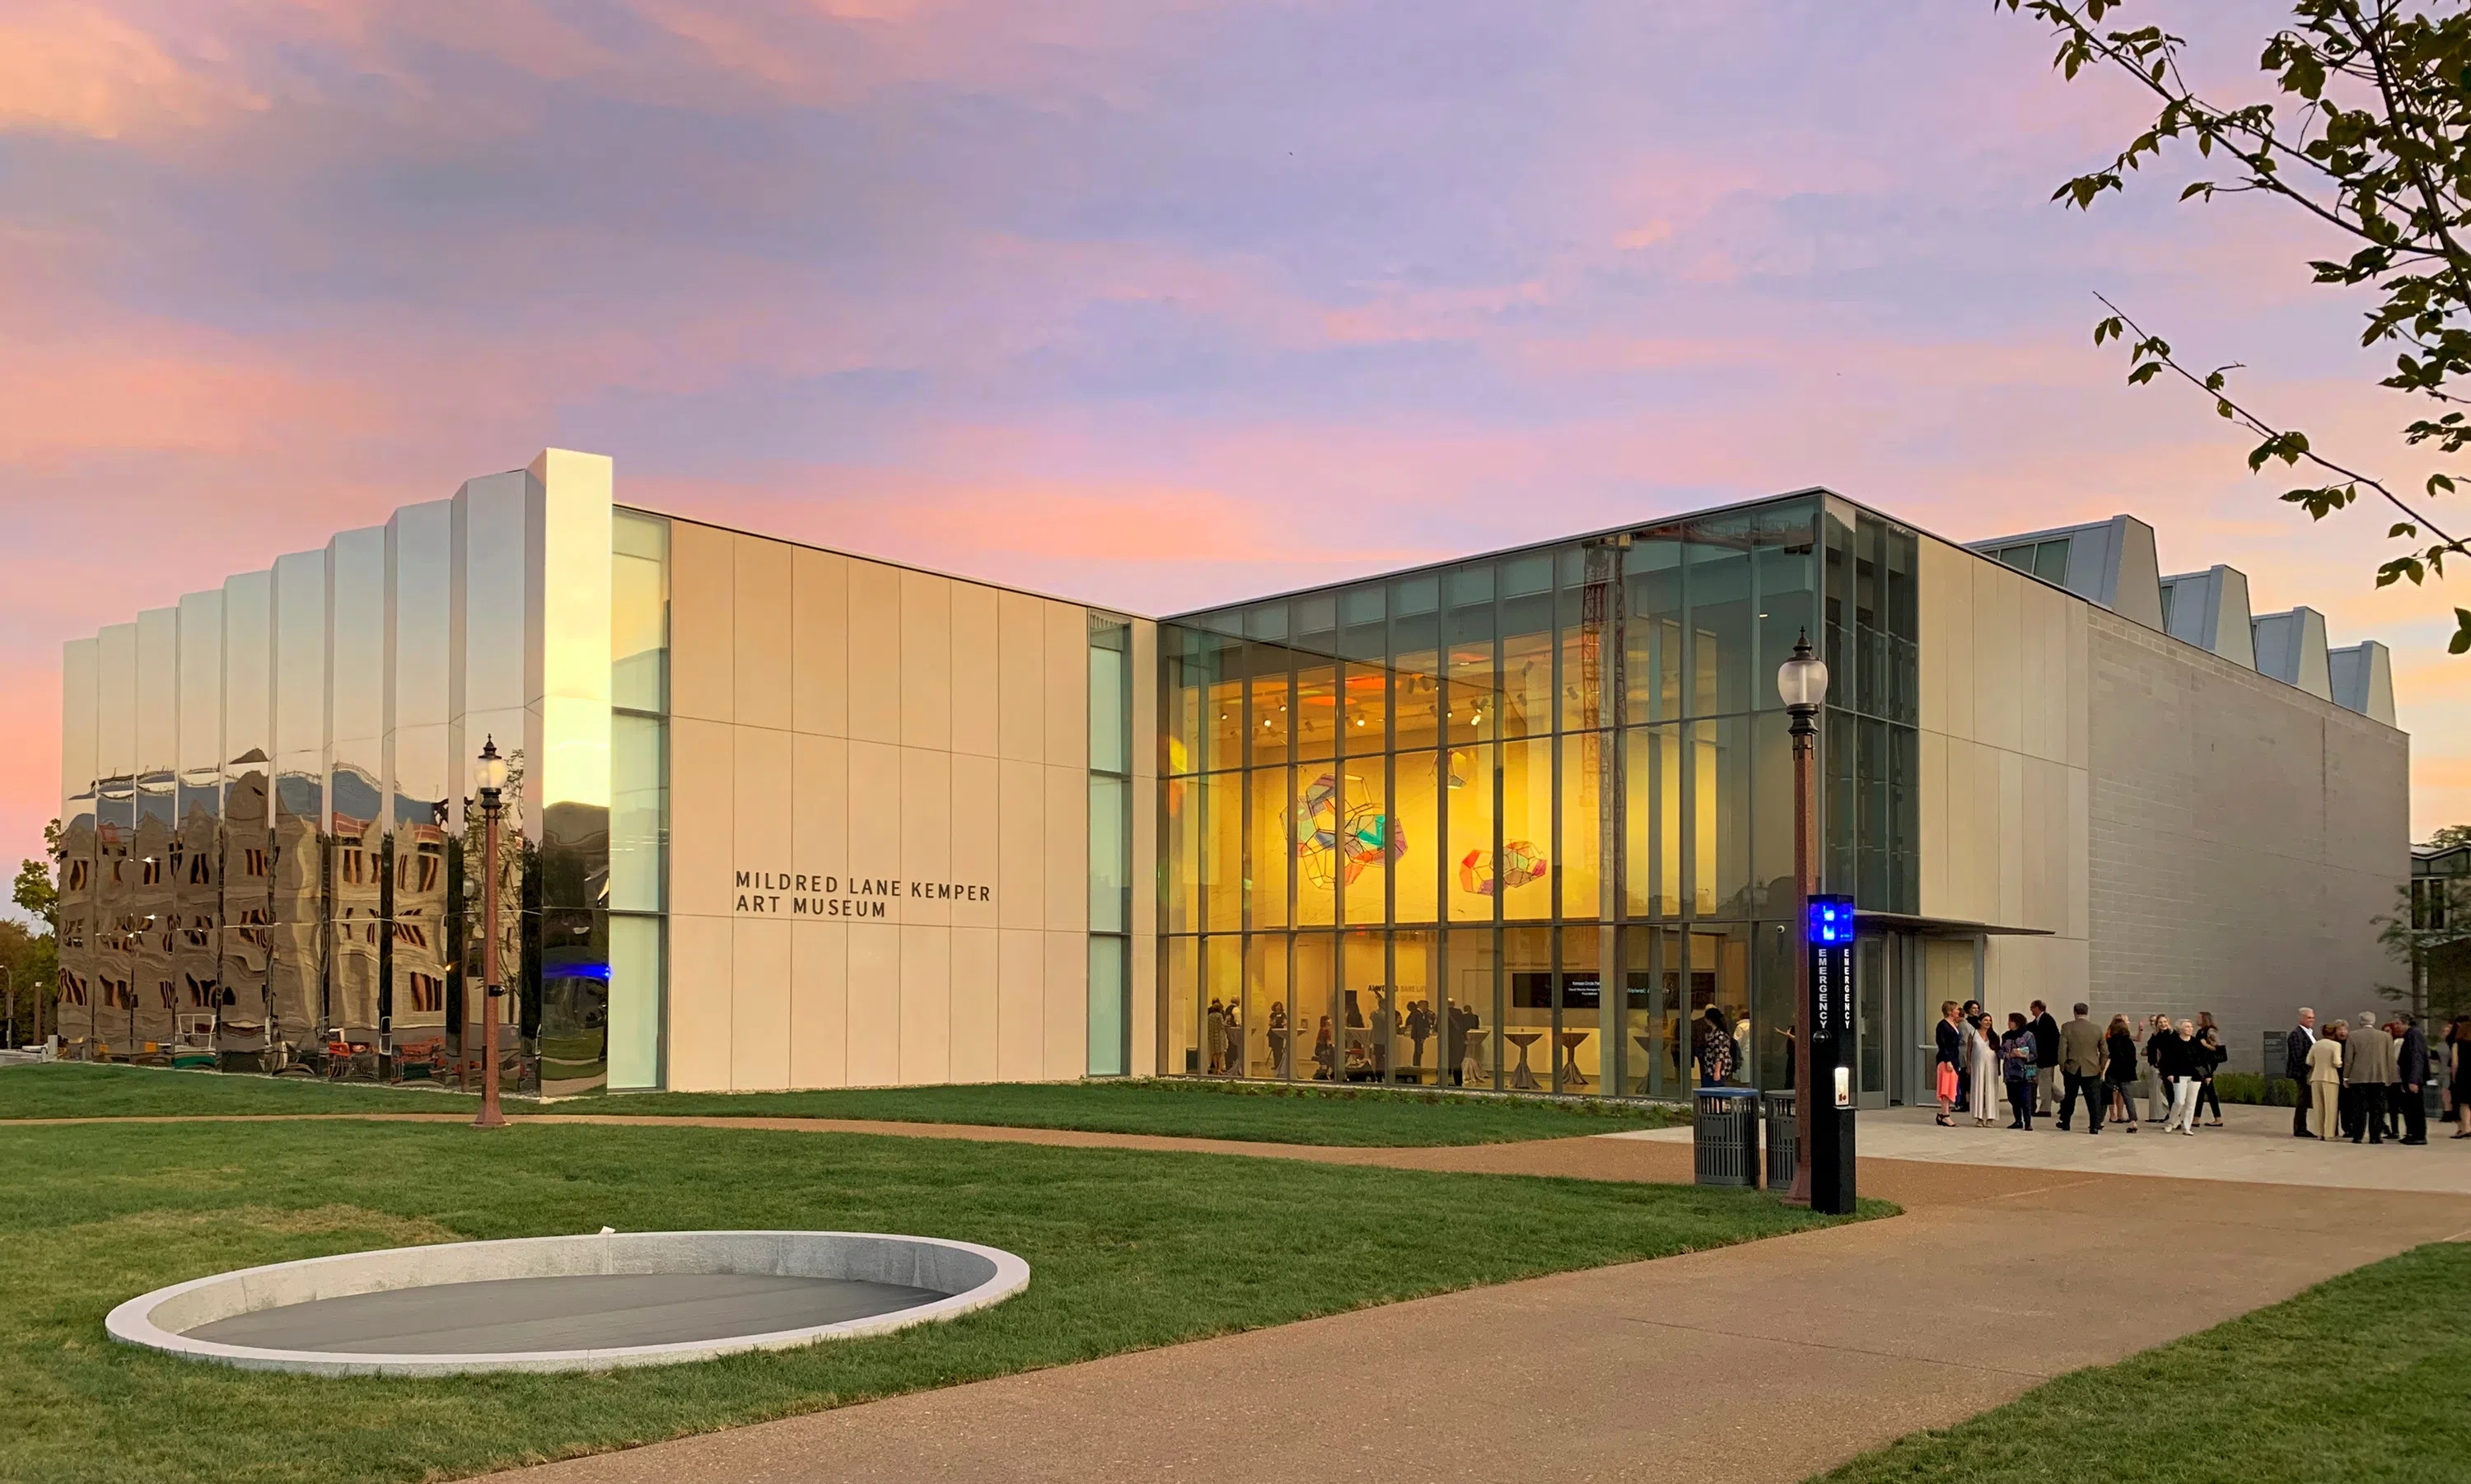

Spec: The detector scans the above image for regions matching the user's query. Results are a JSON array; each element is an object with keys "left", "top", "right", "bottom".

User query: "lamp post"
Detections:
[
  {"left": 472, "top": 736, "right": 510, "bottom": 1131},
  {"left": 1775, "top": 630, "right": 1829, "bottom": 1207}
]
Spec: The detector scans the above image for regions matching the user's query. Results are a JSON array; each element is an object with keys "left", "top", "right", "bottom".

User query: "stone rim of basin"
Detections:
[{"left": 105, "top": 1229, "right": 1030, "bottom": 1377}]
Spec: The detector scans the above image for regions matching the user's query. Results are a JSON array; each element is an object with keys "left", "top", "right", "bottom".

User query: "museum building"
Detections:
[{"left": 50, "top": 450, "right": 2409, "bottom": 1104}]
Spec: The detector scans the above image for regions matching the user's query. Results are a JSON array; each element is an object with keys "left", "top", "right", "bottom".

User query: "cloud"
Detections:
[{"left": 5, "top": 0, "right": 2471, "bottom": 856}]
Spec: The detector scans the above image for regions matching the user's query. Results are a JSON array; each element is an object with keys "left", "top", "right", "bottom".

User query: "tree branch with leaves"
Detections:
[{"left": 2001, "top": 0, "right": 2471, "bottom": 653}]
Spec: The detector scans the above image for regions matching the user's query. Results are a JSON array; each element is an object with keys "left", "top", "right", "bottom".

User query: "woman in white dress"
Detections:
[{"left": 1965, "top": 1012, "right": 2001, "bottom": 1126}]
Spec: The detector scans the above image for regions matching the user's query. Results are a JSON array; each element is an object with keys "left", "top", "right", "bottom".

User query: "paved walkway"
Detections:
[
  {"left": 485, "top": 1163, "right": 2471, "bottom": 1484},
  {"left": 1612, "top": 1101, "right": 2471, "bottom": 1195},
  {"left": 25, "top": 1104, "right": 2471, "bottom": 1482}
]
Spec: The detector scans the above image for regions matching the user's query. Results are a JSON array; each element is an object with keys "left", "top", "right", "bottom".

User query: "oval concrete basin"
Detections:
[{"left": 105, "top": 1230, "right": 1030, "bottom": 1376}]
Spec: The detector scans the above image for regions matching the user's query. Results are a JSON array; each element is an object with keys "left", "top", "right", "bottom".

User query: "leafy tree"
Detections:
[
  {"left": 2380, "top": 876, "right": 2471, "bottom": 1020},
  {"left": 2430, "top": 822, "right": 2471, "bottom": 849},
  {"left": 12, "top": 818, "right": 61, "bottom": 931},
  {"left": 2001, "top": 0, "right": 2471, "bottom": 655}
]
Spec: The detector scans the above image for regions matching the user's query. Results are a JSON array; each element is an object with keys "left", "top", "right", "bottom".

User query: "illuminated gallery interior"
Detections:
[{"left": 50, "top": 451, "right": 2408, "bottom": 1104}]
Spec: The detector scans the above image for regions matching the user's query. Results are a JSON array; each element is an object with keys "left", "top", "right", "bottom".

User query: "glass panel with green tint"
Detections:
[
  {"left": 1246, "top": 767, "right": 1290, "bottom": 930},
  {"left": 1293, "top": 660, "right": 1338, "bottom": 762},
  {"left": 1294, "top": 931, "right": 1336, "bottom": 1081},
  {"left": 1167, "top": 936, "right": 1198, "bottom": 1074},
  {"left": 1394, "top": 927, "right": 1441, "bottom": 1085},
  {"left": 1446, "top": 926, "right": 1498, "bottom": 1090},
  {"left": 1203, "top": 934, "right": 1241, "bottom": 1076},
  {"left": 1201, "top": 772, "right": 1242, "bottom": 933},
  {"left": 1625, "top": 537, "right": 1683, "bottom": 725},
  {"left": 1086, "top": 937, "right": 1128, "bottom": 1077},
  {"left": 1246, "top": 644, "right": 1291, "bottom": 770},
  {"left": 1500, "top": 583, "right": 1554, "bottom": 740},
  {"left": 1500, "top": 737, "right": 1553, "bottom": 922},
  {"left": 1392, "top": 749, "right": 1441, "bottom": 924},
  {"left": 612, "top": 511, "right": 670, "bottom": 713},
  {"left": 1088, "top": 774, "right": 1128, "bottom": 934},
  {"left": 1342, "top": 930, "right": 1389, "bottom": 1081},
  {"left": 1501, "top": 924, "right": 1552, "bottom": 1093},
  {"left": 1448, "top": 742, "right": 1497, "bottom": 924},
  {"left": 1625, "top": 724, "right": 1680, "bottom": 918},
  {"left": 607, "top": 914, "right": 663, "bottom": 1090},
  {"left": 1559, "top": 726, "right": 1612, "bottom": 922},
  {"left": 1245, "top": 933, "right": 1291, "bottom": 1079},
  {"left": 1340, "top": 761, "right": 1389, "bottom": 928},
  {"left": 610, "top": 714, "right": 667, "bottom": 914}
]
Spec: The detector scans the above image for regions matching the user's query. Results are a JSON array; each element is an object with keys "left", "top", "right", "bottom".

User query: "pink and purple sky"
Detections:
[{"left": 4, "top": 0, "right": 2467, "bottom": 892}]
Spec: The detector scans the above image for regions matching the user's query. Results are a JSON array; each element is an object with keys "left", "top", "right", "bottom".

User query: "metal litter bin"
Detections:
[
  {"left": 1763, "top": 1090, "right": 1797, "bottom": 1191},
  {"left": 1693, "top": 1088, "right": 1760, "bottom": 1188}
]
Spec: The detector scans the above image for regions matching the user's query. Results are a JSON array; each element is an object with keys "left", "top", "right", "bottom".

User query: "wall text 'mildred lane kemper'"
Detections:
[{"left": 730, "top": 870, "right": 994, "bottom": 917}]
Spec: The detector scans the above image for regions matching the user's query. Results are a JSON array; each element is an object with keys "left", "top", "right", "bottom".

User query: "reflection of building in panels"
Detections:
[{"left": 54, "top": 454, "right": 2405, "bottom": 1109}]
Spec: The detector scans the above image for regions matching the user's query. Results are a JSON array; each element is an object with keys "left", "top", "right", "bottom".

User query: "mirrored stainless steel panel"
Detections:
[
  {"left": 175, "top": 591, "right": 224, "bottom": 1057},
  {"left": 133, "top": 608, "right": 180, "bottom": 1053},
  {"left": 269, "top": 550, "right": 328, "bottom": 1054},
  {"left": 456, "top": 470, "right": 531, "bottom": 1085},
  {"left": 387, "top": 501, "right": 455, "bottom": 1062},
  {"left": 328, "top": 527, "right": 387, "bottom": 1043},
  {"left": 220, "top": 570, "right": 273, "bottom": 1054},
  {"left": 56, "top": 637, "right": 100, "bottom": 1051}
]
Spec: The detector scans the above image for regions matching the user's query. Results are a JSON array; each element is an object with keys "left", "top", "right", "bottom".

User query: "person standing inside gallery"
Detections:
[
  {"left": 2029, "top": 1000, "right": 2062, "bottom": 1117},
  {"left": 1404, "top": 999, "right": 1434, "bottom": 1077},
  {"left": 2307, "top": 1021, "right": 2347, "bottom": 1140},
  {"left": 2057, "top": 1001, "right": 2106, "bottom": 1134},
  {"left": 2346, "top": 1011, "right": 2394, "bottom": 1145},
  {"left": 2395, "top": 1012, "right": 2431, "bottom": 1146},
  {"left": 2286, "top": 1006, "right": 2319, "bottom": 1139}
]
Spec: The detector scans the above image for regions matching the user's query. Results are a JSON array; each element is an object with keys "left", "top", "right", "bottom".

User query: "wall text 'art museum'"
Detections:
[{"left": 50, "top": 450, "right": 2407, "bottom": 1103}]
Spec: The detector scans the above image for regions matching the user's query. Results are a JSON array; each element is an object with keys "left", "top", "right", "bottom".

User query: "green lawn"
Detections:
[
  {"left": 2, "top": 1118, "right": 1865, "bottom": 1484},
  {"left": 1814, "top": 1240, "right": 2471, "bottom": 1483},
  {"left": 1, "top": 1064, "right": 1686, "bottom": 1145}
]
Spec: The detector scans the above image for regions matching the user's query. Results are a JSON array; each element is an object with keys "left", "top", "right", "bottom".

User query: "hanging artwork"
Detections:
[
  {"left": 1457, "top": 840, "right": 1548, "bottom": 897},
  {"left": 1289, "top": 772, "right": 1408, "bottom": 889}
]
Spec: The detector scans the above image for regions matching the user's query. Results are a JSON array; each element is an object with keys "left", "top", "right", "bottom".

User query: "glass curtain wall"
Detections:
[
  {"left": 1087, "top": 614, "right": 1133, "bottom": 1075},
  {"left": 1161, "top": 495, "right": 1822, "bottom": 1099},
  {"left": 609, "top": 508, "right": 670, "bottom": 1091}
]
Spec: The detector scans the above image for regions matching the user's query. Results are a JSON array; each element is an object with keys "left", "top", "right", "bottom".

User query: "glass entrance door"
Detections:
[{"left": 1852, "top": 931, "right": 1912, "bottom": 1108}]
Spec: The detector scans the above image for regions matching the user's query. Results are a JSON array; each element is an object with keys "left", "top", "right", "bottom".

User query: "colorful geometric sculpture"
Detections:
[
  {"left": 1457, "top": 840, "right": 1548, "bottom": 897},
  {"left": 1289, "top": 773, "right": 1408, "bottom": 889}
]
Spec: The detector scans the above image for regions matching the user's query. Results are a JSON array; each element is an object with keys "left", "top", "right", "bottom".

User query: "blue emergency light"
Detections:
[{"left": 1809, "top": 896, "right": 1855, "bottom": 945}]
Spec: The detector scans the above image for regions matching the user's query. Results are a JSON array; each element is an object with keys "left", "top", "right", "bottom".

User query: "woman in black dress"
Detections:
[
  {"left": 2193, "top": 1014, "right": 2226, "bottom": 1127},
  {"left": 2450, "top": 1018, "right": 2471, "bottom": 1139},
  {"left": 2104, "top": 1015, "right": 2142, "bottom": 1132}
]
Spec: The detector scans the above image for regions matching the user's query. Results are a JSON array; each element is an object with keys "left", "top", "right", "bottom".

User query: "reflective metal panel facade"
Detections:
[{"left": 55, "top": 450, "right": 625, "bottom": 1092}]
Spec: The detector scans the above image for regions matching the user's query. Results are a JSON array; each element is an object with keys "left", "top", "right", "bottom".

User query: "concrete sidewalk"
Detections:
[
  {"left": 482, "top": 1158, "right": 2471, "bottom": 1484},
  {"left": 1612, "top": 1102, "right": 2471, "bottom": 1195}
]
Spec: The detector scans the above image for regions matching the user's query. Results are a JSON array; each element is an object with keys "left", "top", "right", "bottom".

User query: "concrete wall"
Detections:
[
  {"left": 1913, "top": 534, "right": 2093, "bottom": 1016},
  {"left": 664, "top": 517, "right": 1154, "bottom": 1091},
  {"left": 2085, "top": 609, "right": 2408, "bottom": 1068}
]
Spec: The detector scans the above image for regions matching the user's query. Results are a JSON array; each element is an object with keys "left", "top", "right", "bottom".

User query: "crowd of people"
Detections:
[{"left": 1931, "top": 998, "right": 2471, "bottom": 1145}]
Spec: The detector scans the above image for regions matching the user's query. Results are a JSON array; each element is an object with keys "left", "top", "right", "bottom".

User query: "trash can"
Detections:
[
  {"left": 1693, "top": 1088, "right": 1760, "bottom": 1188},
  {"left": 1763, "top": 1090, "right": 1797, "bottom": 1191}
]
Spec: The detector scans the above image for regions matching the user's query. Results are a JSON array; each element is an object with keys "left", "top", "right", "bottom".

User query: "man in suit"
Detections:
[
  {"left": 2346, "top": 1011, "right": 2394, "bottom": 1144},
  {"left": 2396, "top": 1012, "right": 2431, "bottom": 1146},
  {"left": 2030, "top": 1000, "right": 2062, "bottom": 1118},
  {"left": 2056, "top": 1001, "right": 2106, "bottom": 1134},
  {"left": 2286, "top": 1007, "right": 2318, "bottom": 1138}
]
